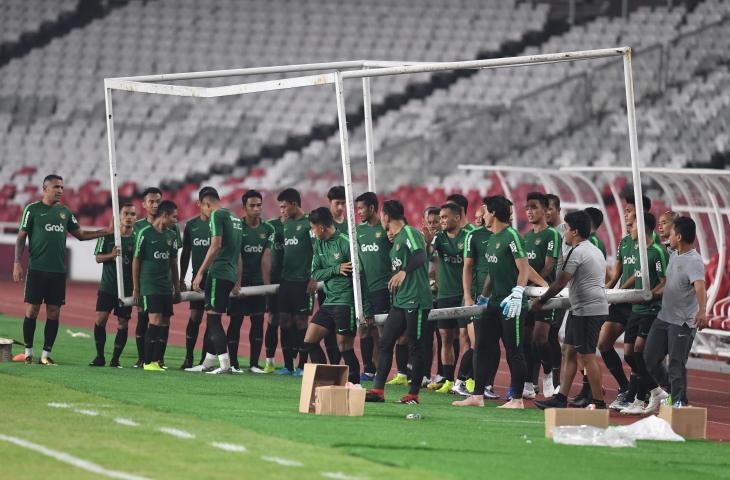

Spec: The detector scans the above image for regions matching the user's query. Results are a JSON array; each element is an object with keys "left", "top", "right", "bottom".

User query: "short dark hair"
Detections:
[
  {"left": 120, "top": 202, "right": 135, "bottom": 210},
  {"left": 424, "top": 206, "right": 440, "bottom": 217},
  {"left": 199, "top": 186, "right": 220, "bottom": 202},
  {"left": 484, "top": 195, "right": 511, "bottom": 223},
  {"left": 564, "top": 211, "right": 591, "bottom": 239},
  {"left": 440, "top": 202, "right": 462, "bottom": 217},
  {"left": 309, "top": 207, "right": 334, "bottom": 227},
  {"left": 446, "top": 193, "right": 468, "bottom": 214},
  {"left": 584, "top": 207, "right": 604, "bottom": 230},
  {"left": 241, "top": 189, "right": 263, "bottom": 205},
  {"left": 624, "top": 193, "right": 652, "bottom": 212},
  {"left": 355, "top": 192, "right": 378, "bottom": 211},
  {"left": 43, "top": 174, "right": 63, "bottom": 184},
  {"left": 155, "top": 200, "right": 177, "bottom": 218},
  {"left": 327, "top": 186, "right": 346, "bottom": 201},
  {"left": 383, "top": 200, "right": 405, "bottom": 221},
  {"left": 526, "top": 191, "right": 548, "bottom": 208},
  {"left": 673, "top": 216, "right": 696, "bottom": 244},
  {"left": 277, "top": 188, "right": 301, "bottom": 206},
  {"left": 141, "top": 187, "right": 162, "bottom": 199},
  {"left": 641, "top": 212, "right": 656, "bottom": 233},
  {"left": 545, "top": 193, "right": 561, "bottom": 210}
]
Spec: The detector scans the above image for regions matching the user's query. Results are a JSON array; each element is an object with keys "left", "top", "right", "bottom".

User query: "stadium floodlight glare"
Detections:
[{"left": 105, "top": 47, "right": 643, "bottom": 321}]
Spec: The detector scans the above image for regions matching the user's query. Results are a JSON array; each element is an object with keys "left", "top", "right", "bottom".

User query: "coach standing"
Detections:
[{"left": 13, "top": 174, "right": 112, "bottom": 365}]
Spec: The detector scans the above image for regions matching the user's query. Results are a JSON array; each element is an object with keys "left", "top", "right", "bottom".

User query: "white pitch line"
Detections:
[
  {"left": 0, "top": 434, "right": 150, "bottom": 480},
  {"left": 209, "top": 442, "right": 247, "bottom": 453},
  {"left": 74, "top": 409, "right": 101, "bottom": 417},
  {"left": 47, "top": 402, "right": 71, "bottom": 409},
  {"left": 262, "top": 456, "right": 303, "bottom": 467},
  {"left": 321, "top": 472, "right": 367, "bottom": 480},
  {"left": 114, "top": 418, "right": 140, "bottom": 427},
  {"left": 158, "top": 427, "right": 196, "bottom": 439}
]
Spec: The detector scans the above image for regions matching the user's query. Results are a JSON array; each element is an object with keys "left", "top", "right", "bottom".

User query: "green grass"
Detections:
[{"left": 1, "top": 314, "right": 729, "bottom": 480}]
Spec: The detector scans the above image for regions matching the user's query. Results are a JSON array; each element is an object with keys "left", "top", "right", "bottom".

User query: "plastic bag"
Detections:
[
  {"left": 611, "top": 415, "right": 684, "bottom": 442},
  {"left": 552, "top": 426, "right": 636, "bottom": 448}
]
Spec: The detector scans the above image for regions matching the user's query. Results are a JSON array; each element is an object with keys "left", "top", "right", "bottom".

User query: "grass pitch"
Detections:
[{"left": 1, "top": 315, "right": 729, "bottom": 480}]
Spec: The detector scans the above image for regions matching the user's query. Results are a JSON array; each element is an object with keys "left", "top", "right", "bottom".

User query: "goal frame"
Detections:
[{"left": 104, "top": 47, "right": 651, "bottom": 322}]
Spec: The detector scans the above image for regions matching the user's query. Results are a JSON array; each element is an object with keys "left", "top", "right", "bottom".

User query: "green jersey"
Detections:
[
  {"left": 356, "top": 222, "right": 392, "bottom": 293},
  {"left": 524, "top": 226, "right": 561, "bottom": 283},
  {"left": 268, "top": 217, "right": 285, "bottom": 283},
  {"left": 240, "top": 218, "right": 274, "bottom": 285},
  {"left": 431, "top": 228, "right": 468, "bottom": 299},
  {"left": 95, "top": 233, "right": 134, "bottom": 296},
  {"left": 282, "top": 214, "right": 314, "bottom": 282},
  {"left": 134, "top": 225, "right": 178, "bottom": 296},
  {"left": 390, "top": 225, "right": 432, "bottom": 310},
  {"left": 19, "top": 201, "right": 80, "bottom": 273},
  {"left": 633, "top": 242, "right": 668, "bottom": 314},
  {"left": 182, "top": 216, "right": 210, "bottom": 277},
  {"left": 464, "top": 226, "right": 492, "bottom": 298},
  {"left": 589, "top": 233, "right": 607, "bottom": 259},
  {"left": 134, "top": 218, "right": 182, "bottom": 249},
  {"left": 486, "top": 226, "right": 527, "bottom": 306},
  {"left": 334, "top": 218, "right": 349, "bottom": 235},
  {"left": 311, "top": 232, "right": 372, "bottom": 314},
  {"left": 208, "top": 208, "right": 243, "bottom": 283},
  {"left": 616, "top": 235, "right": 637, "bottom": 287}
]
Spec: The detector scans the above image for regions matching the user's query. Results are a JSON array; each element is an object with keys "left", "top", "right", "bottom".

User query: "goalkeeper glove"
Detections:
[
  {"left": 500, "top": 286, "right": 525, "bottom": 319},
  {"left": 476, "top": 295, "right": 489, "bottom": 306}
]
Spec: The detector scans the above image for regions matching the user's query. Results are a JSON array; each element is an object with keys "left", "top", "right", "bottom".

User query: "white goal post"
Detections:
[{"left": 104, "top": 47, "right": 652, "bottom": 323}]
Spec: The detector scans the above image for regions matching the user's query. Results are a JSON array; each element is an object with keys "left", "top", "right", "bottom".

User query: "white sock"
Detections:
[
  {"left": 218, "top": 353, "right": 231, "bottom": 370},
  {"left": 25, "top": 348, "right": 33, "bottom": 357},
  {"left": 524, "top": 382, "right": 534, "bottom": 390},
  {"left": 266, "top": 357, "right": 274, "bottom": 365},
  {"left": 650, "top": 387, "right": 664, "bottom": 397},
  {"left": 454, "top": 379, "right": 464, "bottom": 387},
  {"left": 41, "top": 350, "right": 50, "bottom": 360},
  {"left": 202, "top": 353, "right": 217, "bottom": 368}
]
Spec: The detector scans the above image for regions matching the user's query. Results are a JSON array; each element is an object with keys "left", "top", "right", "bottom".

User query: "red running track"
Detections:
[{"left": 1, "top": 279, "right": 728, "bottom": 441}]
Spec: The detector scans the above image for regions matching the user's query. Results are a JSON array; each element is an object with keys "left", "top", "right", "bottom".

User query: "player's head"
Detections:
[
  {"left": 277, "top": 188, "right": 301, "bottom": 217},
  {"left": 658, "top": 210, "right": 679, "bottom": 241},
  {"left": 623, "top": 193, "right": 652, "bottom": 229},
  {"left": 439, "top": 203, "right": 462, "bottom": 233},
  {"left": 327, "top": 185, "right": 346, "bottom": 220},
  {"left": 309, "top": 206, "right": 335, "bottom": 240},
  {"left": 120, "top": 202, "right": 136, "bottom": 227},
  {"left": 381, "top": 200, "right": 406, "bottom": 232},
  {"left": 155, "top": 199, "right": 178, "bottom": 227},
  {"left": 42, "top": 174, "right": 64, "bottom": 203},
  {"left": 355, "top": 192, "right": 378, "bottom": 223},
  {"left": 474, "top": 204, "right": 486, "bottom": 227},
  {"left": 198, "top": 187, "right": 220, "bottom": 218},
  {"left": 669, "top": 216, "right": 696, "bottom": 249},
  {"left": 242, "top": 190, "right": 263, "bottom": 219},
  {"left": 630, "top": 212, "right": 656, "bottom": 241},
  {"left": 141, "top": 187, "right": 162, "bottom": 216},
  {"left": 446, "top": 193, "right": 468, "bottom": 218},
  {"left": 584, "top": 207, "right": 603, "bottom": 233},
  {"left": 563, "top": 210, "right": 591, "bottom": 245},
  {"left": 423, "top": 206, "right": 440, "bottom": 234},
  {"left": 484, "top": 195, "right": 511, "bottom": 229},
  {"left": 525, "top": 192, "right": 548, "bottom": 225},
  {"left": 545, "top": 194, "right": 561, "bottom": 226}
]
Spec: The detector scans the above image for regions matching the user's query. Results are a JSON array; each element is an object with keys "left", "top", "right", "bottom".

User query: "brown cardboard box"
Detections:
[
  {"left": 544, "top": 408, "right": 610, "bottom": 438},
  {"left": 658, "top": 405, "right": 707, "bottom": 439},
  {"left": 298, "top": 363, "right": 349, "bottom": 414},
  {"left": 314, "top": 386, "right": 366, "bottom": 417}
]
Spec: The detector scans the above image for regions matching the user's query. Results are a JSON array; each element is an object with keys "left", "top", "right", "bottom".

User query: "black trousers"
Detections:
[
  {"left": 374, "top": 307, "right": 429, "bottom": 395},
  {"left": 473, "top": 306, "right": 526, "bottom": 398}
]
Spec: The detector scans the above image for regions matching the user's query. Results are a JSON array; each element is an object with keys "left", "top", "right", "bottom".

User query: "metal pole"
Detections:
[
  {"left": 104, "top": 85, "right": 124, "bottom": 302},
  {"left": 622, "top": 49, "right": 652, "bottom": 301},
  {"left": 334, "top": 72, "right": 365, "bottom": 324},
  {"left": 362, "top": 77, "right": 376, "bottom": 193}
]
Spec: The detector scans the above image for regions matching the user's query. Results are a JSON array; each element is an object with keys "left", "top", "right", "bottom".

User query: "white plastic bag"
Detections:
[
  {"left": 611, "top": 415, "right": 684, "bottom": 442},
  {"left": 552, "top": 426, "right": 636, "bottom": 448}
]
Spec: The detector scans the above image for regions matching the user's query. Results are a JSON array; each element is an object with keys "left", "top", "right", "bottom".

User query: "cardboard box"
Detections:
[
  {"left": 658, "top": 405, "right": 707, "bottom": 439},
  {"left": 314, "top": 386, "right": 366, "bottom": 417},
  {"left": 298, "top": 363, "right": 349, "bottom": 414},
  {"left": 544, "top": 408, "right": 610, "bottom": 438}
]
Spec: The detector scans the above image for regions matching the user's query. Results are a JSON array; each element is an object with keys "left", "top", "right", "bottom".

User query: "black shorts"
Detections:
[
  {"left": 228, "top": 285, "right": 267, "bottom": 316},
  {"left": 369, "top": 289, "right": 391, "bottom": 315},
  {"left": 96, "top": 291, "right": 132, "bottom": 318},
  {"left": 142, "top": 294, "right": 174, "bottom": 317},
  {"left": 312, "top": 305, "right": 356, "bottom": 337},
  {"left": 205, "top": 277, "right": 234, "bottom": 314},
  {"left": 24, "top": 269, "right": 66, "bottom": 306},
  {"left": 625, "top": 312, "right": 657, "bottom": 344},
  {"left": 278, "top": 280, "right": 313, "bottom": 315},
  {"left": 564, "top": 314, "right": 605, "bottom": 354},
  {"left": 607, "top": 303, "right": 632, "bottom": 326},
  {"left": 436, "top": 296, "right": 469, "bottom": 329}
]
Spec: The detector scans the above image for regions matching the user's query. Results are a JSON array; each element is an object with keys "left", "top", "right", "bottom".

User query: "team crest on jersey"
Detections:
[
  {"left": 259, "top": 233, "right": 267, "bottom": 239},
  {"left": 496, "top": 242, "right": 501, "bottom": 249},
  {"left": 535, "top": 239, "right": 542, "bottom": 245},
  {"left": 59, "top": 212, "right": 66, "bottom": 219},
  {"left": 334, "top": 252, "right": 341, "bottom": 260},
  {"left": 167, "top": 239, "right": 172, "bottom": 246},
  {"left": 457, "top": 242, "right": 464, "bottom": 250},
  {"left": 396, "top": 244, "right": 401, "bottom": 251},
  {"left": 296, "top": 225, "right": 302, "bottom": 231},
  {"left": 375, "top": 231, "right": 382, "bottom": 238}
]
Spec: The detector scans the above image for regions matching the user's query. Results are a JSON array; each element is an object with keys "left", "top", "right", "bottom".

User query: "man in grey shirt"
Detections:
[
  {"left": 533, "top": 211, "right": 609, "bottom": 409},
  {"left": 644, "top": 216, "right": 707, "bottom": 406}
]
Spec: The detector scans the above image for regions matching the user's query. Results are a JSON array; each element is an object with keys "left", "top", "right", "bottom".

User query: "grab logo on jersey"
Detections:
[
  {"left": 486, "top": 254, "right": 499, "bottom": 264},
  {"left": 153, "top": 251, "right": 171, "bottom": 260},
  {"left": 624, "top": 256, "right": 636, "bottom": 265},
  {"left": 361, "top": 243, "right": 379, "bottom": 252},
  {"left": 193, "top": 238, "right": 210, "bottom": 247},
  {"left": 526, "top": 251, "right": 537, "bottom": 260},
  {"left": 284, "top": 237, "right": 299, "bottom": 246},
  {"left": 391, "top": 257, "right": 403, "bottom": 270},
  {"left": 45, "top": 224, "right": 64, "bottom": 232},
  {"left": 244, "top": 245, "right": 264, "bottom": 254},
  {"left": 442, "top": 254, "right": 462, "bottom": 264}
]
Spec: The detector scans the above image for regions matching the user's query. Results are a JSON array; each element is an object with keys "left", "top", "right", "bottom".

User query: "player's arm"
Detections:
[
  {"left": 70, "top": 214, "right": 113, "bottom": 241},
  {"left": 481, "top": 275, "right": 492, "bottom": 298},
  {"left": 607, "top": 247, "right": 623, "bottom": 288},
  {"left": 12, "top": 230, "right": 28, "bottom": 283},
  {"left": 132, "top": 233, "right": 144, "bottom": 306},
  {"left": 389, "top": 235, "right": 427, "bottom": 291},
  {"left": 620, "top": 275, "right": 635, "bottom": 290},
  {"left": 650, "top": 253, "right": 668, "bottom": 299},
  {"left": 528, "top": 265, "right": 549, "bottom": 287},
  {"left": 179, "top": 224, "right": 192, "bottom": 291},
  {"left": 261, "top": 248, "right": 272, "bottom": 285},
  {"left": 193, "top": 234, "right": 221, "bottom": 289},
  {"left": 694, "top": 279, "right": 708, "bottom": 330},
  {"left": 532, "top": 269, "right": 573, "bottom": 312},
  {"left": 234, "top": 254, "right": 242, "bottom": 293},
  {"left": 463, "top": 257, "right": 475, "bottom": 305},
  {"left": 310, "top": 247, "right": 340, "bottom": 282},
  {"left": 94, "top": 237, "right": 119, "bottom": 264},
  {"left": 539, "top": 256, "right": 556, "bottom": 281},
  {"left": 170, "top": 253, "right": 181, "bottom": 303}
]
